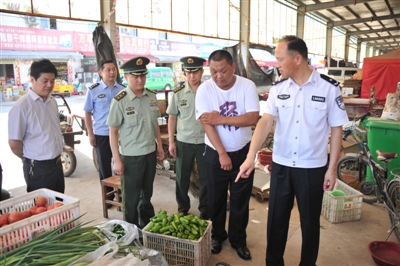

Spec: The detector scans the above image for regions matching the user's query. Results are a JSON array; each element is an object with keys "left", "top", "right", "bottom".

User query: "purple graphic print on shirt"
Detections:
[{"left": 220, "top": 101, "right": 239, "bottom": 131}]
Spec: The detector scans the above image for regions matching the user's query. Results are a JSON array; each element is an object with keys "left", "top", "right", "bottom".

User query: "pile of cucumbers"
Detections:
[{"left": 145, "top": 210, "right": 209, "bottom": 240}]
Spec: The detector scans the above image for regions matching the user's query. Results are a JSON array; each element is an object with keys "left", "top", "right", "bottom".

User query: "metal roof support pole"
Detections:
[
  {"left": 356, "top": 39, "right": 362, "bottom": 66},
  {"left": 239, "top": 0, "right": 250, "bottom": 72},
  {"left": 344, "top": 34, "right": 350, "bottom": 63},
  {"left": 326, "top": 23, "right": 333, "bottom": 68},
  {"left": 100, "top": 0, "right": 117, "bottom": 58},
  {"left": 296, "top": 6, "right": 305, "bottom": 39},
  {"left": 365, "top": 44, "right": 370, "bottom": 58}
]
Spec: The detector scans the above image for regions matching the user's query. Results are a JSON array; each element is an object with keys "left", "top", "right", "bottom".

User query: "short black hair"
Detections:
[
  {"left": 100, "top": 60, "right": 116, "bottom": 70},
  {"left": 208, "top": 50, "right": 233, "bottom": 65},
  {"left": 29, "top": 59, "right": 58, "bottom": 80},
  {"left": 280, "top": 35, "right": 308, "bottom": 60}
]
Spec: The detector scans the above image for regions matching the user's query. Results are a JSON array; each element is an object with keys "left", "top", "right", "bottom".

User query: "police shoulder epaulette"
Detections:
[
  {"left": 273, "top": 78, "right": 288, "bottom": 86},
  {"left": 118, "top": 82, "right": 126, "bottom": 88},
  {"left": 146, "top": 88, "right": 156, "bottom": 94},
  {"left": 320, "top": 74, "right": 340, "bottom": 87},
  {"left": 88, "top": 83, "right": 100, "bottom": 90},
  {"left": 173, "top": 84, "right": 185, "bottom": 93},
  {"left": 114, "top": 90, "right": 127, "bottom": 101}
]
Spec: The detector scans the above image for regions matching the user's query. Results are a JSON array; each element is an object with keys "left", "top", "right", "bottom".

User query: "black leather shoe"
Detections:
[
  {"left": 200, "top": 212, "right": 209, "bottom": 220},
  {"left": 211, "top": 239, "right": 222, "bottom": 254},
  {"left": 236, "top": 246, "right": 251, "bottom": 261}
]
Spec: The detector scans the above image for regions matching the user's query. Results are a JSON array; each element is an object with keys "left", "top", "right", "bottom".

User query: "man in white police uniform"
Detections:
[{"left": 237, "top": 35, "right": 349, "bottom": 266}]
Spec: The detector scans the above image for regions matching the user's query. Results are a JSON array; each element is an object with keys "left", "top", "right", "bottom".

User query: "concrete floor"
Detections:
[{"left": 1, "top": 94, "right": 398, "bottom": 266}]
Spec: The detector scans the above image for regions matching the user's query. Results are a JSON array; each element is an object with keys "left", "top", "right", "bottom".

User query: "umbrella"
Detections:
[{"left": 92, "top": 25, "right": 122, "bottom": 83}]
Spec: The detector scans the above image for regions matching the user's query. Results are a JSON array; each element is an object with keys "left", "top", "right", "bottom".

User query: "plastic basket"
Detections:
[
  {"left": 321, "top": 179, "right": 363, "bottom": 223},
  {"left": 0, "top": 188, "right": 80, "bottom": 253},
  {"left": 258, "top": 150, "right": 272, "bottom": 171},
  {"left": 142, "top": 220, "right": 212, "bottom": 266}
]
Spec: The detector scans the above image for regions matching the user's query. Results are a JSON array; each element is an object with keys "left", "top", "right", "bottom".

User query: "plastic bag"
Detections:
[
  {"left": 69, "top": 220, "right": 168, "bottom": 266},
  {"left": 381, "top": 91, "right": 400, "bottom": 120},
  {"left": 95, "top": 220, "right": 138, "bottom": 246}
]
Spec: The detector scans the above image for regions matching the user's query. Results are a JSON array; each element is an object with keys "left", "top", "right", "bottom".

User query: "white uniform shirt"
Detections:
[
  {"left": 264, "top": 68, "right": 349, "bottom": 168},
  {"left": 195, "top": 76, "right": 259, "bottom": 152},
  {"left": 8, "top": 89, "right": 63, "bottom": 160}
]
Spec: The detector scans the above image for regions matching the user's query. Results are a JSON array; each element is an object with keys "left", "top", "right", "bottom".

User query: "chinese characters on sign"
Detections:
[
  {"left": 119, "top": 36, "right": 151, "bottom": 54},
  {"left": 1, "top": 25, "right": 203, "bottom": 58},
  {"left": 156, "top": 39, "right": 201, "bottom": 55},
  {"left": 74, "top": 32, "right": 94, "bottom": 52},
  {"left": 0, "top": 26, "right": 73, "bottom": 51}
]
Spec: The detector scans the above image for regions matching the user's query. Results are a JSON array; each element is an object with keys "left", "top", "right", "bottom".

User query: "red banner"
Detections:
[
  {"left": 119, "top": 36, "right": 151, "bottom": 54},
  {"left": 0, "top": 25, "right": 74, "bottom": 51},
  {"left": 74, "top": 32, "right": 94, "bottom": 52}
]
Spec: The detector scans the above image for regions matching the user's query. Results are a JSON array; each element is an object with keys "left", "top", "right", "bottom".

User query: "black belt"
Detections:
[
  {"left": 226, "top": 142, "right": 250, "bottom": 155},
  {"left": 24, "top": 155, "right": 61, "bottom": 164}
]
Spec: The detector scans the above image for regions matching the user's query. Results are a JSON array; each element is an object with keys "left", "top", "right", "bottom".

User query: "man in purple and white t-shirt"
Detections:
[{"left": 195, "top": 49, "right": 259, "bottom": 261}]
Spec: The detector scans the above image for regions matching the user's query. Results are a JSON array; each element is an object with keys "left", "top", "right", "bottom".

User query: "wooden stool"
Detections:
[{"left": 101, "top": 175, "right": 122, "bottom": 218}]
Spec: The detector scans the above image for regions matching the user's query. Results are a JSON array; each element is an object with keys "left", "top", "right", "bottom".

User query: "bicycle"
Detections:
[
  {"left": 336, "top": 112, "right": 374, "bottom": 202},
  {"left": 336, "top": 121, "right": 400, "bottom": 242}
]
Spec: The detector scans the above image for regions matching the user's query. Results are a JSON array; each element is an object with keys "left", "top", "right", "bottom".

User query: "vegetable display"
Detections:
[
  {"left": 145, "top": 210, "right": 209, "bottom": 240},
  {"left": 0, "top": 216, "right": 144, "bottom": 266},
  {"left": 0, "top": 197, "right": 64, "bottom": 227}
]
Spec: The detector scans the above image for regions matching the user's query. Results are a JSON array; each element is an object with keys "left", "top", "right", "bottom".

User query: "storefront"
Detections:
[{"left": 0, "top": 50, "right": 83, "bottom": 88}]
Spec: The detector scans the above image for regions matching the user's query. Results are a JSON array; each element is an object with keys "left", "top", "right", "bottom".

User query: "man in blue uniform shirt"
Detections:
[{"left": 83, "top": 60, "right": 125, "bottom": 204}]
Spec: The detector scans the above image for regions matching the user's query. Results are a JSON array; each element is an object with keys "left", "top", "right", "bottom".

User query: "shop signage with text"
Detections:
[
  {"left": 119, "top": 36, "right": 151, "bottom": 54},
  {"left": 0, "top": 25, "right": 74, "bottom": 51}
]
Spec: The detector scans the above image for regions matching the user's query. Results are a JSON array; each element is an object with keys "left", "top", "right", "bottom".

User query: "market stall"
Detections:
[{"left": 361, "top": 48, "right": 400, "bottom": 104}]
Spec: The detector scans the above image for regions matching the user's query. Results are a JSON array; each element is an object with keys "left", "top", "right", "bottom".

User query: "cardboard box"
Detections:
[
  {"left": 342, "top": 134, "right": 361, "bottom": 154},
  {"left": 327, "top": 134, "right": 361, "bottom": 155}
]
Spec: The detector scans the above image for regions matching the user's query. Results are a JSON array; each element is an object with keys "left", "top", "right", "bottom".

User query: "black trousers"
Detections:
[
  {"left": 94, "top": 135, "right": 114, "bottom": 198},
  {"left": 266, "top": 162, "right": 326, "bottom": 266},
  {"left": 175, "top": 141, "right": 208, "bottom": 214},
  {"left": 204, "top": 143, "right": 254, "bottom": 248},
  {"left": 23, "top": 156, "right": 65, "bottom": 193}
]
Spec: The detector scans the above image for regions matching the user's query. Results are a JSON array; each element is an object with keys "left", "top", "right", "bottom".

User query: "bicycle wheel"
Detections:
[
  {"left": 336, "top": 155, "right": 378, "bottom": 204},
  {"left": 387, "top": 180, "right": 400, "bottom": 243}
]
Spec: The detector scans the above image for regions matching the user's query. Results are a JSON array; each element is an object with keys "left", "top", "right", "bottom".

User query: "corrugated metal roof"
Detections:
[
  {"left": 286, "top": 0, "right": 400, "bottom": 53},
  {"left": 0, "top": 50, "right": 84, "bottom": 60}
]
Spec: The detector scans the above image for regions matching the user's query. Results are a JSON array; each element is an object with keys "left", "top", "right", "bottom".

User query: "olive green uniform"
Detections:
[
  {"left": 106, "top": 87, "right": 160, "bottom": 228},
  {"left": 166, "top": 82, "right": 208, "bottom": 215}
]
